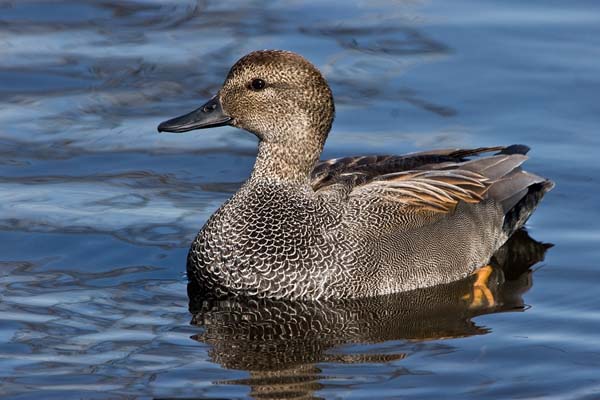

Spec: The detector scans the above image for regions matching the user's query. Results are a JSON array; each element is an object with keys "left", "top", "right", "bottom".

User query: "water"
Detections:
[{"left": 1, "top": 0, "right": 599, "bottom": 398}]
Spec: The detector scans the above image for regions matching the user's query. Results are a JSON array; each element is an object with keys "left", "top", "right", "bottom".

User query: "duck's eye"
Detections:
[{"left": 249, "top": 78, "right": 266, "bottom": 91}]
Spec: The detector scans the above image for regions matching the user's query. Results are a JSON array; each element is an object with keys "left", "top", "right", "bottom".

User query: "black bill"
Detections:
[{"left": 157, "top": 95, "right": 232, "bottom": 133}]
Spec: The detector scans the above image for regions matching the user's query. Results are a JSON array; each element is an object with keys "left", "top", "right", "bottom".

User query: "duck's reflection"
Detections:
[{"left": 188, "top": 229, "right": 550, "bottom": 399}]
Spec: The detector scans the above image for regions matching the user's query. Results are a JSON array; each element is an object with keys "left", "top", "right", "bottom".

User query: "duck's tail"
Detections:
[
  {"left": 453, "top": 144, "right": 554, "bottom": 237},
  {"left": 484, "top": 145, "right": 554, "bottom": 237},
  {"left": 501, "top": 179, "right": 555, "bottom": 237}
]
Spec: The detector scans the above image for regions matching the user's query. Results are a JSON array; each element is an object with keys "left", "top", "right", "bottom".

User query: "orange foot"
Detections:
[{"left": 462, "top": 265, "right": 496, "bottom": 309}]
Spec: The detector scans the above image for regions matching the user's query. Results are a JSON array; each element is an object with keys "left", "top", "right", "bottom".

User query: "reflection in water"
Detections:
[{"left": 189, "top": 230, "right": 551, "bottom": 399}]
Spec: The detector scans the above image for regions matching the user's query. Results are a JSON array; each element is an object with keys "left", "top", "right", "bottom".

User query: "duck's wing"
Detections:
[
  {"left": 351, "top": 168, "right": 492, "bottom": 213},
  {"left": 314, "top": 145, "right": 552, "bottom": 224},
  {"left": 311, "top": 146, "right": 512, "bottom": 191}
]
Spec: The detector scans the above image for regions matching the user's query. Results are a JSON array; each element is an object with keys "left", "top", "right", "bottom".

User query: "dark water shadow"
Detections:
[{"left": 188, "top": 230, "right": 551, "bottom": 399}]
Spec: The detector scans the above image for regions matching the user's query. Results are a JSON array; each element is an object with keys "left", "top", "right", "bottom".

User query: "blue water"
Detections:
[{"left": 1, "top": 0, "right": 599, "bottom": 398}]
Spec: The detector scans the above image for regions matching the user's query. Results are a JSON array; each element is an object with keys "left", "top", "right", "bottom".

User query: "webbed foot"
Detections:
[{"left": 462, "top": 265, "right": 496, "bottom": 309}]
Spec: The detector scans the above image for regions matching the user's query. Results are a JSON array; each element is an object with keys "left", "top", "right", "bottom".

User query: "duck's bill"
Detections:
[{"left": 157, "top": 96, "right": 232, "bottom": 133}]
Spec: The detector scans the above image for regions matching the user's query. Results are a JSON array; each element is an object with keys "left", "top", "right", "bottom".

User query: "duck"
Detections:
[{"left": 158, "top": 50, "right": 553, "bottom": 300}]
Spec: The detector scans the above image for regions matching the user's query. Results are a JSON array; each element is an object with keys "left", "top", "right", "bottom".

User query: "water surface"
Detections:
[{"left": 1, "top": 0, "right": 599, "bottom": 398}]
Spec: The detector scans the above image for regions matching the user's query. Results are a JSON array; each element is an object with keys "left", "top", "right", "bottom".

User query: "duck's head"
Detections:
[{"left": 158, "top": 50, "right": 335, "bottom": 147}]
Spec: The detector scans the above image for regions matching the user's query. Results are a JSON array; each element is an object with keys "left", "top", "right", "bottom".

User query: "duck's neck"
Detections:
[{"left": 250, "top": 135, "right": 325, "bottom": 185}]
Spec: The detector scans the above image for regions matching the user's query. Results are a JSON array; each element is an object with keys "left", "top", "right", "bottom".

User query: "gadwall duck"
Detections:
[{"left": 158, "top": 50, "right": 553, "bottom": 300}]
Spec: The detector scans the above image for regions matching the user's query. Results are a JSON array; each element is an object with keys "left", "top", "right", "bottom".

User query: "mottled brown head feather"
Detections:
[
  {"left": 218, "top": 50, "right": 335, "bottom": 182},
  {"left": 220, "top": 50, "right": 334, "bottom": 143}
]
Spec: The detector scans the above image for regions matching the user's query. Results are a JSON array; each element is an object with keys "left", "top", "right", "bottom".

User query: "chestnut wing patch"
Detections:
[{"left": 353, "top": 169, "right": 491, "bottom": 213}]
